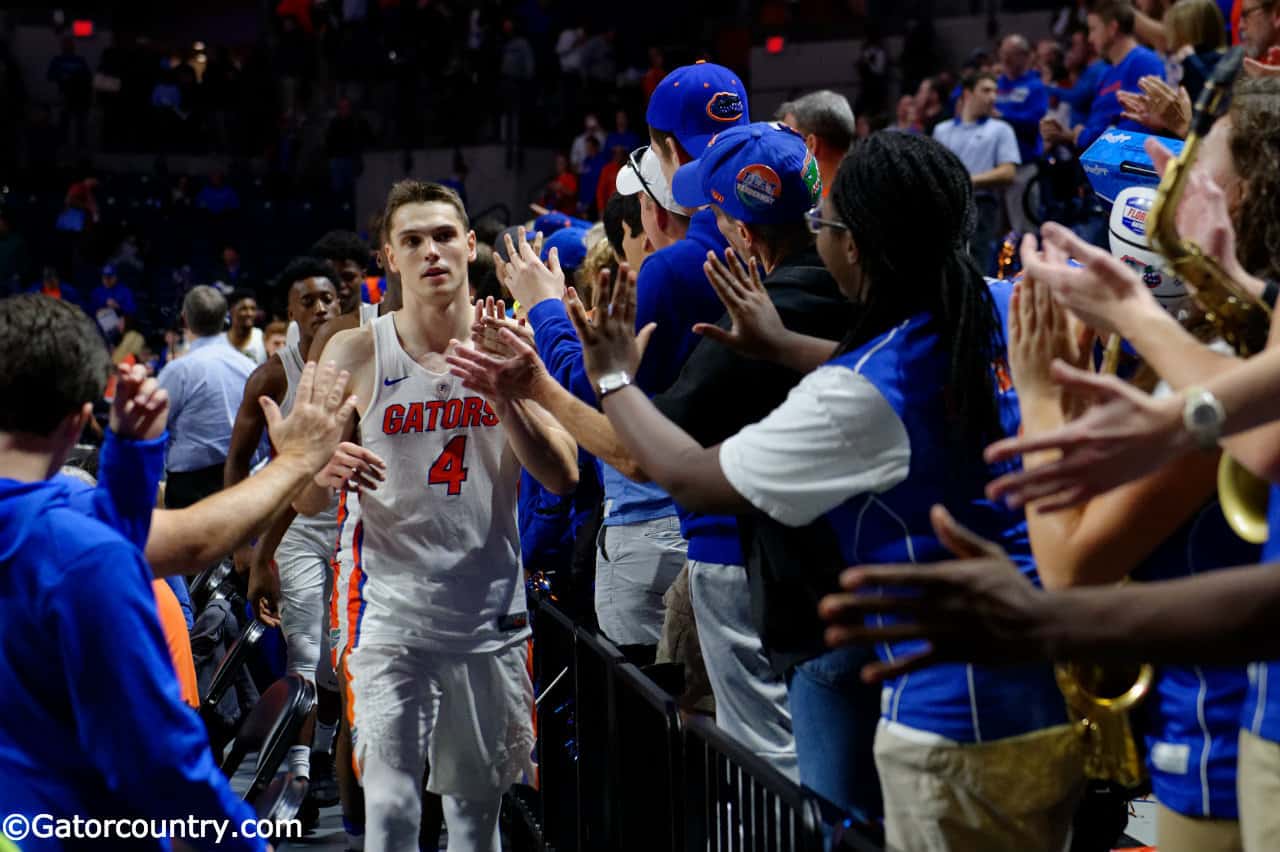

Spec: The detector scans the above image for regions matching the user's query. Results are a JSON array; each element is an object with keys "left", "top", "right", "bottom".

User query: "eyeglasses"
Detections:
[
  {"left": 627, "top": 146, "right": 660, "bottom": 205},
  {"left": 805, "top": 205, "right": 848, "bottom": 235}
]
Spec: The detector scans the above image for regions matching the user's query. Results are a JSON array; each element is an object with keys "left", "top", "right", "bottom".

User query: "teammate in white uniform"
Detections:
[
  {"left": 224, "top": 257, "right": 341, "bottom": 796},
  {"left": 296, "top": 180, "right": 578, "bottom": 852}
]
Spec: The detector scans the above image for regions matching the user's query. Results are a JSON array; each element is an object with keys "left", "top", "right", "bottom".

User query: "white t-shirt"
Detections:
[
  {"left": 226, "top": 327, "right": 266, "bottom": 365},
  {"left": 718, "top": 364, "right": 911, "bottom": 528}
]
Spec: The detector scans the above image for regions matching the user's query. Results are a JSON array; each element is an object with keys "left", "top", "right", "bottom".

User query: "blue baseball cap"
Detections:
[
  {"left": 101, "top": 264, "right": 117, "bottom": 277},
  {"left": 645, "top": 60, "right": 749, "bottom": 155},
  {"left": 671, "top": 122, "right": 822, "bottom": 225},
  {"left": 534, "top": 212, "right": 593, "bottom": 236},
  {"left": 542, "top": 226, "right": 590, "bottom": 273}
]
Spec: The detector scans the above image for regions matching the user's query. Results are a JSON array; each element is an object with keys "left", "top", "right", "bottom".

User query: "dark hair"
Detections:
[
  {"left": 961, "top": 70, "right": 998, "bottom": 91},
  {"left": 182, "top": 285, "right": 228, "bottom": 337},
  {"left": 274, "top": 256, "right": 339, "bottom": 314},
  {"left": 603, "top": 192, "right": 643, "bottom": 258},
  {"left": 381, "top": 180, "right": 469, "bottom": 241},
  {"left": 829, "top": 132, "right": 1004, "bottom": 452},
  {"left": 648, "top": 127, "right": 691, "bottom": 164},
  {"left": 1090, "top": 0, "right": 1137, "bottom": 34},
  {"left": 1229, "top": 75, "right": 1280, "bottom": 282},
  {"left": 746, "top": 222, "right": 815, "bottom": 261},
  {"left": 228, "top": 288, "right": 257, "bottom": 309},
  {"left": 310, "top": 230, "right": 368, "bottom": 268},
  {"left": 0, "top": 295, "right": 110, "bottom": 435},
  {"left": 470, "top": 242, "right": 503, "bottom": 302},
  {"left": 472, "top": 215, "right": 507, "bottom": 247}
]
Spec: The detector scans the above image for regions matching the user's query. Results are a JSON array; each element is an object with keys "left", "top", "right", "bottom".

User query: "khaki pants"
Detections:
[
  {"left": 1239, "top": 729, "right": 1280, "bottom": 851},
  {"left": 874, "top": 720, "right": 1084, "bottom": 852},
  {"left": 656, "top": 562, "right": 715, "bottom": 715},
  {"left": 1156, "top": 803, "right": 1242, "bottom": 852}
]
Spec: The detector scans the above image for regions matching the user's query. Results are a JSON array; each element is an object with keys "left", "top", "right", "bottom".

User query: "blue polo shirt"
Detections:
[
  {"left": 932, "top": 117, "right": 1021, "bottom": 199},
  {"left": 996, "top": 69, "right": 1049, "bottom": 162},
  {"left": 1079, "top": 45, "right": 1166, "bottom": 151},
  {"left": 156, "top": 334, "right": 254, "bottom": 473}
]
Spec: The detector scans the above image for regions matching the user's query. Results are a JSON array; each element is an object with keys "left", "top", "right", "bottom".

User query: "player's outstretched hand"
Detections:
[
  {"left": 109, "top": 363, "right": 169, "bottom": 441},
  {"left": 263, "top": 361, "right": 358, "bottom": 474},
  {"left": 500, "top": 227, "right": 564, "bottom": 309},
  {"left": 698, "top": 248, "right": 789, "bottom": 362},
  {"left": 983, "top": 361, "right": 1187, "bottom": 510},
  {"left": 818, "top": 505, "right": 1051, "bottom": 682},
  {"left": 447, "top": 328, "right": 549, "bottom": 402},
  {"left": 313, "top": 441, "right": 387, "bottom": 492},
  {"left": 566, "top": 263, "right": 656, "bottom": 387},
  {"left": 472, "top": 296, "right": 533, "bottom": 358}
]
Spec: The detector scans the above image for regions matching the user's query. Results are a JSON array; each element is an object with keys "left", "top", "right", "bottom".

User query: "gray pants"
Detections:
[
  {"left": 594, "top": 516, "right": 687, "bottom": 646},
  {"left": 689, "top": 559, "right": 798, "bottom": 781}
]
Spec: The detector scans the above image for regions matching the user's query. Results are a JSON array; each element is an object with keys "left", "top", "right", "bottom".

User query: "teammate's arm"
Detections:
[
  {"left": 248, "top": 505, "right": 296, "bottom": 626},
  {"left": 223, "top": 357, "right": 286, "bottom": 488},
  {"left": 497, "top": 397, "right": 579, "bottom": 495}
]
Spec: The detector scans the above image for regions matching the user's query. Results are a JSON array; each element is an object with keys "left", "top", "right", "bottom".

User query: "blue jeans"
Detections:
[{"left": 786, "top": 646, "right": 883, "bottom": 827}]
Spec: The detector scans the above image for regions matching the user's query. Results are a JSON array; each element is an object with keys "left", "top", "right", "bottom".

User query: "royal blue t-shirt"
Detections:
[
  {"left": 1079, "top": 45, "right": 1166, "bottom": 150},
  {"left": 996, "top": 69, "right": 1049, "bottom": 162}
]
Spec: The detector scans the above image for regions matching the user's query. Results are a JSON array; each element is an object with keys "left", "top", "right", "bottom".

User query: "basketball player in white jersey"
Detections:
[
  {"left": 224, "top": 256, "right": 342, "bottom": 798},
  {"left": 295, "top": 180, "right": 579, "bottom": 852}
]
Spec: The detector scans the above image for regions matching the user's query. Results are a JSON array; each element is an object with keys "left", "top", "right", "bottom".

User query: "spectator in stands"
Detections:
[
  {"left": 776, "top": 90, "right": 857, "bottom": 198},
  {"left": 214, "top": 244, "right": 251, "bottom": 292},
  {"left": 934, "top": 72, "right": 1021, "bottom": 275},
  {"left": 1165, "top": 0, "right": 1228, "bottom": 102},
  {"left": 27, "top": 266, "right": 82, "bottom": 311},
  {"left": 1041, "top": 0, "right": 1166, "bottom": 152},
  {"left": 596, "top": 142, "right": 628, "bottom": 218},
  {"left": 46, "top": 36, "right": 91, "bottom": 153},
  {"left": 549, "top": 152, "right": 579, "bottom": 214},
  {"left": 606, "top": 108, "right": 642, "bottom": 154},
  {"left": 264, "top": 320, "right": 289, "bottom": 358},
  {"left": 856, "top": 29, "right": 891, "bottom": 118},
  {"left": 643, "top": 46, "right": 666, "bottom": 98},
  {"left": 570, "top": 112, "right": 606, "bottom": 172},
  {"left": 325, "top": 95, "right": 373, "bottom": 195},
  {"left": 914, "top": 76, "right": 948, "bottom": 135},
  {"left": 195, "top": 170, "right": 241, "bottom": 216},
  {"left": 157, "top": 285, "right": 254, "bottom": 509},
  {"left": 311, "top": 230, "right": 368, "bottom": 315},
  {"left": 226, "top": 289, "right": 267, "bottom": 365},
  {"left": 90, "top": 264, "right": 136, "bottom": 345},
  {"left": 499, "top": 17, "right": 536, "bottom": 168},
  {"left": 1240, "top": 0, "right": 1280, "bottom": 64},
  {"left": 887, "top": 94, "right": 922, "bottom": 133},
  {"left": 602, "top": 191, "right": 648, "bottom": 270},
  {"left": 0, "top": 211, "right": 29, "bottom": 296},
  {"left": 1049, "top": 27, "right": 1108, "bottom": 130},
  {"left": 1036, "top": 37, "right": 1067, "bottom": 84},
  {"left": 579, "top": 135, "right": 608, "bottom": 216},
  {"left": 0, "top": 295, "right": 267, "bottom": 852},
  {"left": 995, "top": 34, "right": 1049, "bottom": 234}
]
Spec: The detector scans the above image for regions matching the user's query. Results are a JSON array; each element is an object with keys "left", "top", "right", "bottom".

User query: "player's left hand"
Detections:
[
  {"left": 472, "top": 296, "right": 533, "bottom": 358},
  {"left": 566, "top": 263, "right": 656, "bottom": 386},
  {"left": 109, "top": 362, "right": 169, "bottom": 441}
]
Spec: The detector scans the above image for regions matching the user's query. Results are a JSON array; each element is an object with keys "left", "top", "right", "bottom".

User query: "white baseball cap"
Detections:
[{"left": 616, "top": 146, "right": 687, "bottom": 215}]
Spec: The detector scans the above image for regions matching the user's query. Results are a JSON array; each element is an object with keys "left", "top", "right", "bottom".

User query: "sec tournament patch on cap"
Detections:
[
  {"left": 706, "top": 91, "right": 745, "bottom": 123},
  {"left": 734, "top": 164, "right": 783, "bottom": 210}
]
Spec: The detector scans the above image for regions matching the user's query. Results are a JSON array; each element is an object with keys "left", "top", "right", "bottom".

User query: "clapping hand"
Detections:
[
  {"left": 1118, "top": 76, "right": 1191, "bottom": 137},
  {"left": 565, "top": 264, "right": 656, "bottom": 386},
  {"left": 697, "top": 248, "right": 790, "bottom": 361}
]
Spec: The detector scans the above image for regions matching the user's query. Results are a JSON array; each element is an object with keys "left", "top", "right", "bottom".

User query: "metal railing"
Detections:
[{"left": 528, "top": 591, "right": 882, "bottom": 852}]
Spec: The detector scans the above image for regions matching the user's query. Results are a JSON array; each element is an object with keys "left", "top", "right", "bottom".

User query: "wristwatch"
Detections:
[
  {"left": 596, "top": 370, "right": 633, "bottom": 400},
  {"left": 1182, "top": 386, "right": 1225, "bottom": 451}
]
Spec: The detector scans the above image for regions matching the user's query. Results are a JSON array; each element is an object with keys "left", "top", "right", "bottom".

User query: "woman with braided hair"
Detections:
[{"left": 564, "top": 130, "right": 1084, "bottom": 850}]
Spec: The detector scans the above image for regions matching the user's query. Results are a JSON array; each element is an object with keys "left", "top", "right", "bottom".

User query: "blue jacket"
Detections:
[
  {"left": 822, "top": 281, "right": 1067, "bottom": 742},
  {"left": 0, "top": 477, "right": 262, "bottom": 851},
  {"left": 1049, "top": 60, "right": 1109, "bottom": 130}
]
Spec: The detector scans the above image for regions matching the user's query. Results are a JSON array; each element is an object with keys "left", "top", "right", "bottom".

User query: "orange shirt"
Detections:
[{"left": 153, "top": 580, "right": 200, "bottom": 708}]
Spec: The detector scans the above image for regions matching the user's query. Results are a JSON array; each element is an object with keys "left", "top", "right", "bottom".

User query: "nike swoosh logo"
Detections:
[{"left": 383, "top": 376, "right": 410, "bottom": 387}]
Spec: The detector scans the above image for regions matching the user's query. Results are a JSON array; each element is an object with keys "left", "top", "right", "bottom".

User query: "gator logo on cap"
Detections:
[
  {"left": 800, "top": 151, "right": 822, "bottom": 203},
  {"left": 735, "top": 164, "right": 782, "bottom": 209},
  {"left": 706, "top": 91, "right": 745, "bottom": 122}
]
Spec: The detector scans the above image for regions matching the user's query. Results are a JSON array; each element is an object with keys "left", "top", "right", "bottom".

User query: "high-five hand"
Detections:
[{"left": 565, "top": 264, "right": 656, "bottom": 386}]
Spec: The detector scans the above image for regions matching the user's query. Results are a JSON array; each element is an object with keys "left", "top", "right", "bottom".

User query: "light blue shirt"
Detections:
[
  {"left": 932, "top": 116, "right": 1021, "bottom": 199},
  {"left": 156, "top": 334, "right": 254, "bottom": 472}
]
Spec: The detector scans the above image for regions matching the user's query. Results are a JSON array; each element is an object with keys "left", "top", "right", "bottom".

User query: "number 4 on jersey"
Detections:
[{"left": 428, "top": 435, "right": 468, "bottom": 495}]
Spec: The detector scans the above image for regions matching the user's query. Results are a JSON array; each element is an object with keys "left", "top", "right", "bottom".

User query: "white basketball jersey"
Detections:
[
  {"left": 349, "top": 312, "right": 525, "bottom": 653},
  {"left": 280, "top": 342, "right": 339, "bottom": 529}
]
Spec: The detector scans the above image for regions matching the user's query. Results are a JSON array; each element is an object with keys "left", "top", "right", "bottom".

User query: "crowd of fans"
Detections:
[{"left": 6, "top": 0, "right": 1280, "bottom": 851}]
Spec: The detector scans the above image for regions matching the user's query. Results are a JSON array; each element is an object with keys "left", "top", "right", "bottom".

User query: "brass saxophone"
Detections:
[{"left": 1149, "top": 45, "right": 1272, "bottom": 542}]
